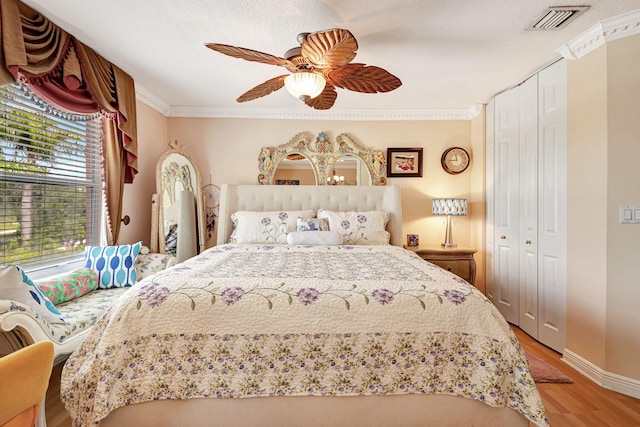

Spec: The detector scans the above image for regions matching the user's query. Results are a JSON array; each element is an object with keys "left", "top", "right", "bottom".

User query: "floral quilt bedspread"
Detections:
[{"left": 61, "top": 244, "right": 548, "bottom": 427}]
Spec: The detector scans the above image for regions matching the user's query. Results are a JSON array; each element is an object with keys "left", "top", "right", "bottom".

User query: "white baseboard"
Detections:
[{"left": 562, "top": 349, "right": 640, "bottom": 399}]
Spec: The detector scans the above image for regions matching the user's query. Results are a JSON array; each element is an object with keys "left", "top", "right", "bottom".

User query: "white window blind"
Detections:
[{"left": 0, "top": 83, "right": 103, "bottom": 268}]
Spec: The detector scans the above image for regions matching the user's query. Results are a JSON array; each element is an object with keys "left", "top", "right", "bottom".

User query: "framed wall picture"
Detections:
[{"left": 386, "top": 148, "right": 423, "bottom": 177}]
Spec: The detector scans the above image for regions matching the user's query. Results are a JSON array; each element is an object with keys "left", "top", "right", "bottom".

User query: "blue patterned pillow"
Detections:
[
  {"left": 0, "top": 266, "right": 65, "bottom": 323},
  {"left": 296, "top": 217, "right": 329, "bottom": 232},
  {"left": 84, "top": 241, "right": 142, "bottom": 289}
]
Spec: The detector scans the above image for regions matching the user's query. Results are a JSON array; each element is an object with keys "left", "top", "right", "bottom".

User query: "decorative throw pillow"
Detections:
[
  {"left": 317, "top": 209, "right": 390, "bottom": 245},
  {"left": 36, "top": 268, "right": 98, "bottom": 305},
  {"left": 229, "top": 210, "right": 315, "bottom": 244},
  {"left": 0, "top": 266, "right": 65, "bottom": 323},
  {"left": 84, "top": 241, "right": 142, "bottom": 289},
  {"left": 296, "top": 217, "right": 329, "bottom": 232},
  {"left": 136, "top": 253, "right": 177, "bottom": 281}
]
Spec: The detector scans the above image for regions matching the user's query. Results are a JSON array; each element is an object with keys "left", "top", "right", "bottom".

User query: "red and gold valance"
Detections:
[{"left": 0, "top": 0, "right": 138, "bottom": 244}]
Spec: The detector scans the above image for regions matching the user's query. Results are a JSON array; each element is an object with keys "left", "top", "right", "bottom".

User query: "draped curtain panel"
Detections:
[{"left": 0, "top": 0, "right": 138, "bottom": 244}]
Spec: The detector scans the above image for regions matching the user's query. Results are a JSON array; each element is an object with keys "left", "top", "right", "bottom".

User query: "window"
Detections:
[{"left": 0, "top": 83, "right": 103, "bottom": 272}]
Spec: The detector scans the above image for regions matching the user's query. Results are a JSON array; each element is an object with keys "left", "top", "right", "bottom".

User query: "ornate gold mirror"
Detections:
[
  {"left": 155, "top": 140, "right": 205, "bottom": 261},
  {"left": 272, "top": 155, "right": 315, "bottom": 185},
  {"left": 330, "top": 155, "right": 372, "bottom": 185},
  {"left": 258, "top": 132, "right": 386, "bottom": 185}
]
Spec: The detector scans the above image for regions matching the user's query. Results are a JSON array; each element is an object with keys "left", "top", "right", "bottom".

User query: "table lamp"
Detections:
[{"left": 432, "top": 198, "right": 467, "bottom": 247}]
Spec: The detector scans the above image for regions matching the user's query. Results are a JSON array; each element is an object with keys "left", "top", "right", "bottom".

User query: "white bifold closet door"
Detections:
[
  {"left": 518, "top": 75, "right": 539, "bottom": 338},
  {"left": 492, "top": 81, "right": 521, "bottom": 325},
  {"left": 487, "top": 59, "right": 566, "bottom": 353},
  {"left": 533, "top": 60, "right": 567, "bottom": 353}
]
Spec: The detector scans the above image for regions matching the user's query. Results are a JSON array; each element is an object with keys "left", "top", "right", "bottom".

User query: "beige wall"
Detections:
[
  {"left": 566, "top": 45, "right": 609, "bottom": 368},
  {"left": 119, "top": 111, "right": 484, "bottom": 261},
  {"left": 604, "top": 35, "right": 640, "bottom": 379},
  {"left": 165, "top": 118, "right": 483, "bottom": 256},
  {"left": 469, "top": 110, "right": 486, "bottom": 294},
  {"left": 118, "top": 101, "right": 169, "bottom": 246},
  {"left": 567, "top": 34, "right": 640, "bottom": 380}
]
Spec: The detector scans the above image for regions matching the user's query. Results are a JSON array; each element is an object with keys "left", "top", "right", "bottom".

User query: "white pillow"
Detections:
[
  {"left": 229, "top": 210, "right": 315, "bottom": 244},
  {"left": 286, "top": 230, "right": 342, "bottom": 245},
  {"left": 0, "top": 266, "right": 66, "bottom": 323},
  {"left": 317, "top": 209, "right": 390, "bottom": 245}
]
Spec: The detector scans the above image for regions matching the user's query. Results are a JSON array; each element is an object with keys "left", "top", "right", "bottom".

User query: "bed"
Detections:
[{"left": 61, "top": 184, "right": 548, "bottom": 427}]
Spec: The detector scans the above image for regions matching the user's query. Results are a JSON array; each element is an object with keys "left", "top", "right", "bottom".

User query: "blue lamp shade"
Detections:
[
  {"left": 432, "top": 198, "right": 467, "bottom": 247},
  {"left": 432, "top": 198, "right": 467, "bottom": 216}
]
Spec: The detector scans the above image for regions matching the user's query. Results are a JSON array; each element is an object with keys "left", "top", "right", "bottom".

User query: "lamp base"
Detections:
[{"left": 441, "top": 214, "right": 457, "bottom": 248}]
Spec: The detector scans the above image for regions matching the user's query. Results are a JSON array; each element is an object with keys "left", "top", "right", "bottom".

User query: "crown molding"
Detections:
[
  {"left": 135, "top": 88, "right": 483, "bottom": 121},
  {"left": 135, "top": 85, "right": 171, "bottom": 116},
  {"left": 557, "top": 9, "right": 640, "bottom": 60},
  {"left": 167, "top": 104, "right": 483, "bottom": 121}
]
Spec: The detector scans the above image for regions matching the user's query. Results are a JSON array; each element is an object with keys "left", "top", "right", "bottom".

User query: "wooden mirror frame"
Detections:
[
  {"left": 155, "top": 140, "right": 206, "bottom": 255},
  {"left": 258, "top": 132, "right": 387, "bottom": 186}
]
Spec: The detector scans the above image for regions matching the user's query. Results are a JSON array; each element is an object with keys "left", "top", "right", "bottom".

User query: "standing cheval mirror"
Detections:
[{"left": 154, "top": 140, "right": 205, "bottom": 262}]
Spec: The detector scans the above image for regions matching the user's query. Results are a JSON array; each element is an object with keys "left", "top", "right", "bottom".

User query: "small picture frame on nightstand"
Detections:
[{"left": 407, "top": 234, "right": 419, "bottom": 247}]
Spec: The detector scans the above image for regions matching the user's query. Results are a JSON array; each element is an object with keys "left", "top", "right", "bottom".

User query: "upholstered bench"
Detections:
[
  {"left": 0, "top": 252, "right": 176, "bottom": 365},
  {"left": 0, "top": 287, "right": 128, "bottom": 365}
]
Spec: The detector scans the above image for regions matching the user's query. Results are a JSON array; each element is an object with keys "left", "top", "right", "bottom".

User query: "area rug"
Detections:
[{"left": 526, "top": 351, "right": 573, "bottom": 383}]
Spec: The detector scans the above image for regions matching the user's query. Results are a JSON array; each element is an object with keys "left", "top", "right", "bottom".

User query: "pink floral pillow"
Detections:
[{"left": 36, "top": 268, "right": 98, "bottom": 305}]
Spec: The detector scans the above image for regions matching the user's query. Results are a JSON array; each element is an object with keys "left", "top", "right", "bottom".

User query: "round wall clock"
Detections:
[{"left": 441, "top": 147, "right": 470, "bottom": 174}]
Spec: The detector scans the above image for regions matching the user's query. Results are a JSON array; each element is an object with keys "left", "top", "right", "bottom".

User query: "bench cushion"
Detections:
[{"left": 1, "top": 288, "right": 129, "bottom": 345}]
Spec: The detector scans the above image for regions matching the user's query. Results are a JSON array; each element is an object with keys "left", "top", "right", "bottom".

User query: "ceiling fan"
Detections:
[{"left": 205, "top": 28, "right": 402, "bottom": 110}]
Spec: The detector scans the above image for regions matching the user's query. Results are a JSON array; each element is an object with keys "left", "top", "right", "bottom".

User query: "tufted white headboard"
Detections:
[{"left": 217, "top": 184, "right": 403, "bottom": 247}]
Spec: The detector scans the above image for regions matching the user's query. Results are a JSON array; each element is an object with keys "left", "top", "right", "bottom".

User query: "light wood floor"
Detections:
[
  {"left": 513, "top": 326, "right": 640, "bottom": 427},
  {"left": 45, "top": 363, "right": 70, "bottom": 427},
  {"left": 46, "top": 327, "right": 640, "bottom": 427}
]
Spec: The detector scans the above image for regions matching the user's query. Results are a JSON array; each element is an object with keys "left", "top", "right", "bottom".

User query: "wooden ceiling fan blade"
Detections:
[
  {"left": 206, "top": 43, "right": 293, "bottom": 67},
  {"left": 236, "top": 75, "right": 287, "bottom": 102},
  {"left": 301, "top": 29, "right": 358, "bottom": 69},
  {"left": 327, "top": 63, "right": 402, "bottom": 93},
  {"left": 305, "top": 84, "right": 337, "bottom": 110}
]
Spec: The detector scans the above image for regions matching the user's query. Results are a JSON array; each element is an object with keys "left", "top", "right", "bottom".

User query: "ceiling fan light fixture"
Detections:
[{"left": 284, "top": 72, "right": 326, "bottom": 102}]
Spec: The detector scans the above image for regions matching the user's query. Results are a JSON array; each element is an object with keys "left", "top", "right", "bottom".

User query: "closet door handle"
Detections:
[
  {"left": 500, "top": 235, "right": 506, "bottom": 240},
  {"left": 525, "top": 240, "right": 532, "bottom": 245}
]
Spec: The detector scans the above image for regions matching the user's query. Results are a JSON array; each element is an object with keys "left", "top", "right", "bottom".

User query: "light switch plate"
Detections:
[{"left": 620, "top": 206, "right": 640, "bottom": 224}]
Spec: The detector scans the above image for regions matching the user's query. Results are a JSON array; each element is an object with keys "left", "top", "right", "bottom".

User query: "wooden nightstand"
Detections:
[{"left": 404, "top": 244, "right": 477, "bottom": 286}]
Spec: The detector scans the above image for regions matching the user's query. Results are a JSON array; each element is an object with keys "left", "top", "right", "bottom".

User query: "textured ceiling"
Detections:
[{"left": 22, "top": 0, "right": 640, "bottom": 119}]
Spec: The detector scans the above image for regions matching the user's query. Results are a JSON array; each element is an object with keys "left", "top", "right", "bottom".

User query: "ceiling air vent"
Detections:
[{"left": 528, "top": 6, "right": 590, "bottom": 30}]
